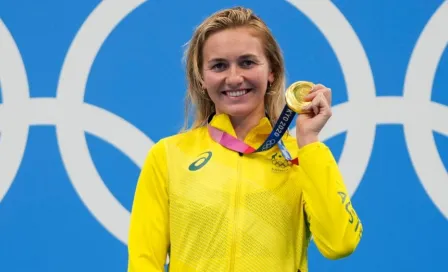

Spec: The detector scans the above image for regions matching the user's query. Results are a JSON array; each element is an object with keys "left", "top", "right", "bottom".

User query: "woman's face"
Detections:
[{"left": 201, "top": 27, "right": 274, "bottom": 118}]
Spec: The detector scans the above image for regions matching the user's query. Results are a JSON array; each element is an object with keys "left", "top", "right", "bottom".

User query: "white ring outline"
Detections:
[
  {"left": 0, "top": 19, "right": 30, "bottom": 203},
  {"left": 55, "top": 0, "right": 150, "bottom": 244},
  {"left": 403, "top": 1, "right": 448, "bottom": 218}
]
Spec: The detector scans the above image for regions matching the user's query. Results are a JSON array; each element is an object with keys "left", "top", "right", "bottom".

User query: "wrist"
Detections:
[{"left": 297, "top": 134, "right": 319, "bottom": 148}]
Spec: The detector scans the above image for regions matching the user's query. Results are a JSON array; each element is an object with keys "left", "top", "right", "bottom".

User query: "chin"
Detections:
[{"left": 220, "top": 106, "right": 257, "bottom": 118}]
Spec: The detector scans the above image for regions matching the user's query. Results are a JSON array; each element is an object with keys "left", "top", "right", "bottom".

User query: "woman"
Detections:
[{"left": 127, "top": 6, "right": 362, "bottom": 272}]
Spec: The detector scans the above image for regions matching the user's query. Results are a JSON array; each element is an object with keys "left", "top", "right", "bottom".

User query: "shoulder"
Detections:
[
  {"left": 163, "top": 126, "right": 208, "bottom": 147},
  {"left": 147, "top": 126, "right": 208, "bottom": 157},
  {"left": 281, "top": 132, "right": 332, "bottom": 156}
]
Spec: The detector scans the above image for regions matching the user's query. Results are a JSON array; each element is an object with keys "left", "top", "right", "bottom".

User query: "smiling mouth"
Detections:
[{"left": 223, "top": 89, "right": 251, "bottom": 97}]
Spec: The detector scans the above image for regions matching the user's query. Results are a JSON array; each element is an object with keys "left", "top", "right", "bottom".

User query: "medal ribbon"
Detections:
[{"left": 208, "top": 106, "right": 299, "bottom": 165}]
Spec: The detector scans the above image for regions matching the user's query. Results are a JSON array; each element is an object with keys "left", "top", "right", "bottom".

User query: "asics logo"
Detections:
[{"left": 189, "top": 152, "right": 213, "bottom": 171}]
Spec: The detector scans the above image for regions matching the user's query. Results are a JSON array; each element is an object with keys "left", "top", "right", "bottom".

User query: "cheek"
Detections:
[
  {"left": 249, "top": 67, "right": 270, "bottom": 86},
  {"left": 252, "top": 75, "right": 269, "bottom": 92},
  {"left": 203, "top": 71, "right": 222, "bottom": 89}
]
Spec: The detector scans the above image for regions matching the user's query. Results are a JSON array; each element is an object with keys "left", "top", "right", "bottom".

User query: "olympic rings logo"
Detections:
[
  {"left": 262, "top": 139, "right": 277, "bottom": 150},
  {"left": 0, "top": 0, "right": 447, "bottom": 246}
]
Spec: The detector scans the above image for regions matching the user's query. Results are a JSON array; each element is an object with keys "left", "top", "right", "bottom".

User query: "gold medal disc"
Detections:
[{"left": 285, "top": 81, "right": 314, "bottom": 114}]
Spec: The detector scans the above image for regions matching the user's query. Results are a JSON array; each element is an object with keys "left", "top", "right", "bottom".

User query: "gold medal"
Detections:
[{"left": 285, "top": 81, "right": 314, "bottom": 114}]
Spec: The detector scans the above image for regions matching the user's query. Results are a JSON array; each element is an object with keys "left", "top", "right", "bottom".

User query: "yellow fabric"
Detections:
[{"left": 127, "top": 113, "right": 363, "bottom": 272}]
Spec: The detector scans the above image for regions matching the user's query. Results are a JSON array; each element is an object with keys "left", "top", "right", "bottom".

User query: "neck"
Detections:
[{"left": 230, "top": 110, "right": 264, "bottom": 140}]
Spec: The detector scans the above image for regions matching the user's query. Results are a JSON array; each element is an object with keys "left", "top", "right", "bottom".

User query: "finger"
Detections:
[
  {"left": 311, "top": 83, "right": 326, "bottom": 92},
  {"left": 313, "top": 93, "right": 331, "bottom": 114},
  {"left": 302, "top": 93, "right": 323, "bottom": 114},
  {"left": 304, "top": 92, "right": 317, "bottom": 102},
  {"left": 316, "top": 92, "right": 332, "bottom": 117},
  {"left": 312, "top": 103, "right": 319, "bottom": 115},
  {"left": 304, "top": 87, "right": 331, "bottom": 102},
  {"left": 324, "top": 88, "right": 332, "bottom": 105},
  {"left": 305, "top": 88, "right": 331, "bottom": 105},
  {"left": 318, "top": 92, "right": 329, "bottom": 108},
  {"left": 304, "top": 89, "right": 322, "bottom": 101}
]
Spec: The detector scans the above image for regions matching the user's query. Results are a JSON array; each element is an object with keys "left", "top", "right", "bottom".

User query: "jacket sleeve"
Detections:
[
  {"left": 127, "top": 140, "right": 170, "bottom": 271},
  {"left": 297, "top": 142, "right": 363, "bottom": 260}
]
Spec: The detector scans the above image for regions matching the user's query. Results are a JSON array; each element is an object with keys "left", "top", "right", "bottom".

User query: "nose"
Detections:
[{"left": 225, "top": 65, "right": 244, "bottom": 88}]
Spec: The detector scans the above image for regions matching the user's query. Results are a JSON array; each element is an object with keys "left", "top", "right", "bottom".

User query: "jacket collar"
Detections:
[{"left": 208, "top": 113, "right": 273, "bottom": 147}]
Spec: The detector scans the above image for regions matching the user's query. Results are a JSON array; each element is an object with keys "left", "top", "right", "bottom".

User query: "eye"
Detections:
[
  {"left": 240, "top": 59, "right": 255, "bottom": 68},
  {"left": 211, "top": 62, "right": 227, "bottom": 72}
]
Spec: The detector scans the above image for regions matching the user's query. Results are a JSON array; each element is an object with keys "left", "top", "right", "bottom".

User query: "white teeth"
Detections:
[{"left": 227, "top": 90, "right": 248, "bottom": 97}]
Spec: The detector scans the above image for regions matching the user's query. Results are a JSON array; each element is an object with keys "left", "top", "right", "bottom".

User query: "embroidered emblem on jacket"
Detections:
[{"left": 271, "top": 152, "right": 291, "bottom": 172}]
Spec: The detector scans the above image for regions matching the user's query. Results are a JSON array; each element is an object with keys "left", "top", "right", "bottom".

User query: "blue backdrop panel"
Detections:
[{"left": 0, "top": 0, "right": 447, "bottom": 271}]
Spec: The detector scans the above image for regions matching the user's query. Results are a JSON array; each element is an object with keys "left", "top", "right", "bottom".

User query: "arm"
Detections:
[
  {"left": 298, "top": 142, "right": 363, "bottom": 260},
  {"left": 127, "top": 140, "right": 170, "bottom": 271}
]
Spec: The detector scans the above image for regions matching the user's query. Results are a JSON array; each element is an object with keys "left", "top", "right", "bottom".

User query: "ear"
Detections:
[
  {"left": 200, "top": 78, "right": 207, "bottom": 90},
  {"left": 268, "top": 71, "right": 274, "bottom": 84}
]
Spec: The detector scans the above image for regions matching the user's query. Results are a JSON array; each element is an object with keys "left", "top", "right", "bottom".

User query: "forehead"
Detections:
[{"left": 202, "top": 27, "right": 265, "bottom": 59}]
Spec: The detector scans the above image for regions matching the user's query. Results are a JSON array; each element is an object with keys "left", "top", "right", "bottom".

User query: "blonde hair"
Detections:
[{"left": 182, "top": 6, "right": 286, "bottom": 130}]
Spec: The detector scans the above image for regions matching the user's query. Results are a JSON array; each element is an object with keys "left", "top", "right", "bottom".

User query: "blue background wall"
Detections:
[{"left": 0, "top": 0, "right": 447, "bottom": 271}]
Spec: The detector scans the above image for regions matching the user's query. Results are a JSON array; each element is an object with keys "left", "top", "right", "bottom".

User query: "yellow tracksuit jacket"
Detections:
[{"left": 127, "top": 113, "right": 363, "bottom": 272}]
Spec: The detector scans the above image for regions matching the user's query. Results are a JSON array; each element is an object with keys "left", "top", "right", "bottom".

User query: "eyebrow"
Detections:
[
  {"left": 239, "top": 54, "right": 259, "bottom": 60},
  {"left": 207, "top": 54, "right": 260, "bottom": 64},
  {"left": 207, "top": 58, "right": 226, "bottom": 64}
]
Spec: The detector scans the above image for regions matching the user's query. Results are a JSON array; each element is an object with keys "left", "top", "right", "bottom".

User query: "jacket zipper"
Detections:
[{"left": 229, "top": 153, "right": 242, "bottom": 271}]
